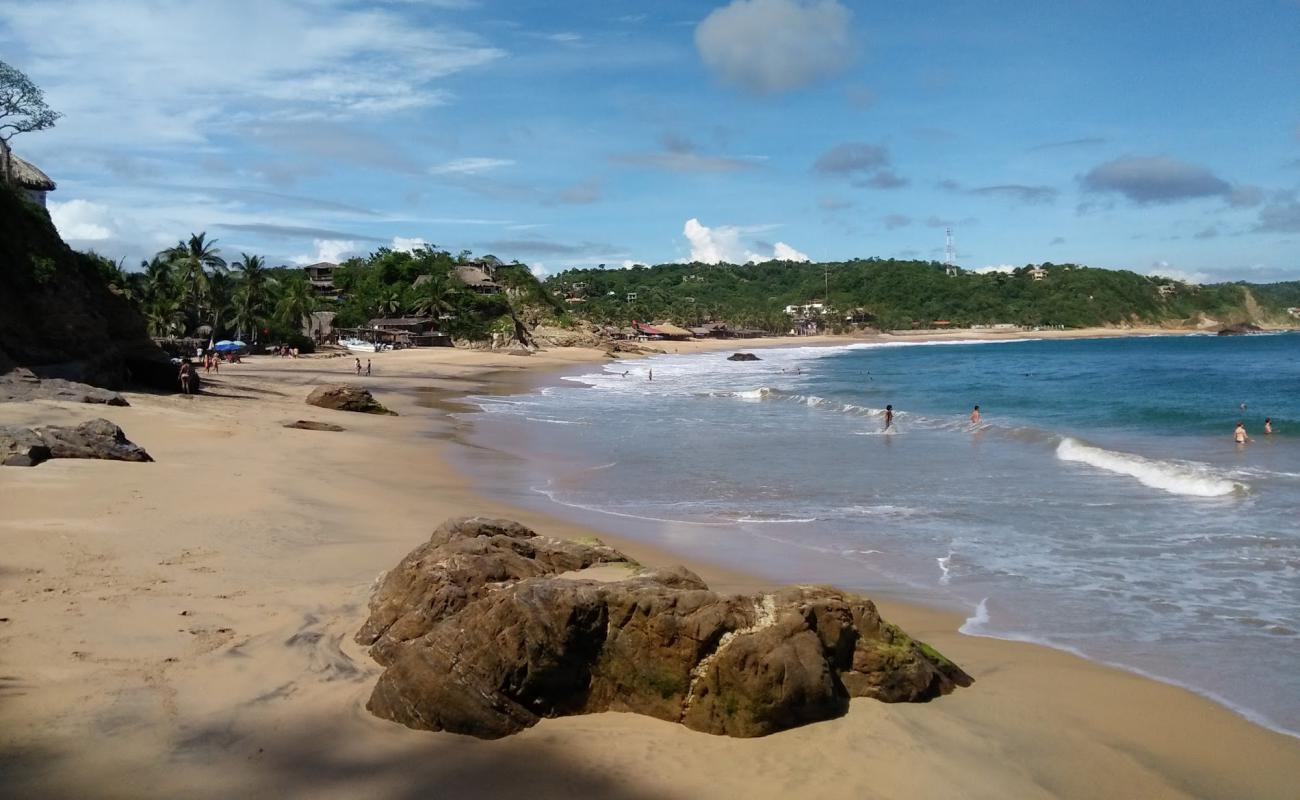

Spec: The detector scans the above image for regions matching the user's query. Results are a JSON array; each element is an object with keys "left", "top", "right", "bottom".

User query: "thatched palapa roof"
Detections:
[{"left": 7, "top": 153, "right": 56, "bottom": 191}]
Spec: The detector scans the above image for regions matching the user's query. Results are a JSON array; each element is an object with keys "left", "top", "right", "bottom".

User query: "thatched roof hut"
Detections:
[
  {"left": 7, "top": 153, "right": 55, "bottom": 191},
  {"left": 654, "top": 322, "right": 694, "bottom": 339}
]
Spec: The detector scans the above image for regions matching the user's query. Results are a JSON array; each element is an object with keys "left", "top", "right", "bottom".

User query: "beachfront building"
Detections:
[
  {"left": 302, "top": 262, "right": 338, "bottom": 299},
  {"left": 633, "top": 321, "right": 693, "bottom": 341},
  {"left": 1027, "top": 266, "right": 1048, "bottom": 281},
  {"left": 365, "top": 316, "right": 451, "bottom": 347},
  {"left": 451, "top": 263, "right": 502, "bottom": 295},
  {"left": 784, "top": 301, "right": 826, "bottom": 316},
  {"left": 5, "top": 153, "right": 56, "bottom": 208}
]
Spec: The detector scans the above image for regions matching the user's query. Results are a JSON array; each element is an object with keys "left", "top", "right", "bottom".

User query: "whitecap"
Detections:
[{"left": 1055, "top": 438, "right": 1246, "bottom": 498}]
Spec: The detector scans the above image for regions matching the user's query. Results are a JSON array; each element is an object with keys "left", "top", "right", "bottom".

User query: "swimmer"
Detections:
[
  {"left": 970, "top": 405, "right": 981, "bottom": 425},
  {"left": 884, "top": 404, "right": 894, "bottom": 430},
  {"left": 1234, "top": 421, "right": 1250, "bottom": 445},
  {"left": 1264, "top": 417, "right": 1273, "bottom": 435}
]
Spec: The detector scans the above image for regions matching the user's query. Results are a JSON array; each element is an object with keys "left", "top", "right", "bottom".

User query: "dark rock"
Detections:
[
  {"left": 284, "top": 420, "right": 346, "bottom": 432},
  {"left": 0, "top": 186, "right": 178, "bottom": 392},
  {"left": 1, "top": 368, "right": 129, "bottom": 405},
  {"left": 727, "top": 352, "right": 761, "bottom": 361},
  {"left": 306, "top": 384, "right": 396, "bottom": 415},
  {"left": 34, "top": 418, "right": 153, "bottom": 462},
  {"left": 1217, "top": 323, "right": 1263, "bottom": 336},
  {"left": 358, "top": 518, "right": 972, "bottom": 739},
  {"left": 1, "top": 426, "right": 51, "bottom": 466}
]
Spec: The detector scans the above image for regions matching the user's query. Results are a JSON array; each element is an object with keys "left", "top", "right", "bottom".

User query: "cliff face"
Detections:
[{"left": 0, "top": 186, "right": 173, "bottom": 389}]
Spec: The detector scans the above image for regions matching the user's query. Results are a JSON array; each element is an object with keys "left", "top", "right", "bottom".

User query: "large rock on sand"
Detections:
[
  {"left": 357, "top": 517, "right": 972, "bottom": 739},
  {"left": 727, "top": 352, "right": 761, "bottom": 361},
  {"left": 1, "top": 368, "right": 129, "bottom": 405},
  {"left": 305, "top": 384, "right": 396, "bottom": 415},
  {"left": 1, "top": 418, "right": 152, "bottom": 467}
]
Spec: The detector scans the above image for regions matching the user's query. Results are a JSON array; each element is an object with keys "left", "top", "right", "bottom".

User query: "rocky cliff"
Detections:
[{"left": 0, "top": 185, "right": 175, "bottom": 389}]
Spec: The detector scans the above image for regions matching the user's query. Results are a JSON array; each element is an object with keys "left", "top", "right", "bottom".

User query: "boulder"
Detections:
[
  {"left": 0, "top": 426, "right": 51, "bottom": 466},
  {"left": 284, "top": 420, "right": 345, "bottom": 432},
  {"left": 358, "top": 518, "right": 972, "bottom": 739},
  {"left": 1, "top": 368, "right": 130, "bottom": 405},
  {"left": 1217, "top": 323, "right": 1263, "bottom": 336},
  {"left": 305, "top": 384, "right": 396, "bottom": 415},
  {"left": 0, "top": 418, "right": 151, "bottom": 467},
  {"left": 727, "top": 352, "right": 761, "bottom": 362}
]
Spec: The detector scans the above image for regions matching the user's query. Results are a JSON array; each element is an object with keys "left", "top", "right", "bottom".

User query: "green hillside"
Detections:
[{"left": 545, "top": 259, "right": 1284, "bottom": 332}]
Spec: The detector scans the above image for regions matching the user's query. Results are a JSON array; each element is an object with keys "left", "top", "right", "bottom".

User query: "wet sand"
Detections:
[{"left": 1, "top": 336, "right": 1298, "bottom": 799}]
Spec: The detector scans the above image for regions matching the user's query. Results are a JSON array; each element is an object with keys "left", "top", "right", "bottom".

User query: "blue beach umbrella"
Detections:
[{"left": 213, "top": 340, "right": 246, "bottom": 352}]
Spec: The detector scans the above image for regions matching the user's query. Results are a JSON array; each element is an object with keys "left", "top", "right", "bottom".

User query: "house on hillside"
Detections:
[
  {"left": 6, "top": 153, "right": 56, "bottom": 208},
  {"left": 452, "top": 263, "right": 501, "bottom": 295},
  {"left": 302, "top": 262, "right": 338, "bottom": 298},
  {"left": 1157, "top": 284, "right": 1176, "bottom": 297},
  {"left": 1027, "top": 266, "right": 1048, "bottom": 281}
]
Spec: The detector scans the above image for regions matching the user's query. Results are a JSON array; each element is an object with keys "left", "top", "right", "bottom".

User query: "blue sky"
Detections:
[{"left": 3, "top": 0, "right": 1298, "bottom": 282}]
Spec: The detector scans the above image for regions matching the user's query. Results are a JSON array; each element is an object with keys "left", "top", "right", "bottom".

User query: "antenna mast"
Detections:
[{"left": 944, "top": 228, "right": 957, "bottom": 276}]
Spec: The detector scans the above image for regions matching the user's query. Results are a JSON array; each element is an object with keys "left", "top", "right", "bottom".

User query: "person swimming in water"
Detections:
[
  {"left": 884, "top": 404, "right": 894, "bottom": 430},
  {"left": 970, "top": 405, "right": 981, "bottom": 425},
  {"left": 1234, "top": 421, "right": 1250, "bottom": 445}
]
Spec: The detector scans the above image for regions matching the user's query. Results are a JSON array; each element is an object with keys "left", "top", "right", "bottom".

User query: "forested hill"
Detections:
[{"left": 545, "top": 259, "right": 1295, "bottom": 332}]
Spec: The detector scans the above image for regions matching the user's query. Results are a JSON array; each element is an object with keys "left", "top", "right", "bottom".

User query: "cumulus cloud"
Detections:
[
  {"left": 973, "top": 264, "right": 1016, "bottom": 274},
  {"left": 49, "top": 199, "right": 116, "bottom": 241},
  {"left": 968, "top": 184, "right": 1058, "bottom": 204},
  {"left": 1148, "top": 261, "right": 1210, "bottom": 285},
  {"left": 695, "top": 0, "right": 855, "bottom": 95},
  {"left": 291, "top": 239, "right": 359, "bottom": 265},
  {"left": 683, "top": 218, "right": 808, "bottom": 263},
  {"left": 1080, "top": 156, "right": 1232, "bottom": 204},
  {"left": 391, "top": 236, "right": 428, "bottom": 252}
]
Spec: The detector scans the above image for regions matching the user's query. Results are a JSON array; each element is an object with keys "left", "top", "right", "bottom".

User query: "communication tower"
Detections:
[{"left": 944, "top": 228, "right": 958, "bottom": 276}]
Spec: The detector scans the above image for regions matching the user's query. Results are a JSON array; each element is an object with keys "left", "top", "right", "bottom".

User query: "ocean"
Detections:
[{"left": 457, "top": 333, "right": 1300, "bottom": 737}]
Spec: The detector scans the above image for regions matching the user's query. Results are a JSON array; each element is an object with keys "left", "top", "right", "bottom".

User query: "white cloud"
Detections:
[
  {"left": 683, "top": 218, "right": 808, "bottom": 264},
  {"left": 773, "top": 242, "right": 810, "bottom": 262},
  {"left": 429, "top": 157, "right": 515, "bottom": 175},
  {"left": 1148, "top": 261, "right": 1210, "bottom": 285},
  {"left": 391, "top": 236, "right": 427, "bottom": 252},
  {"left": 292, "top": 239, "right": 358, "bottom": 265},
  {"left": 0, "top": 0, "right": 504, "bottom": 149},
  {"left": 48, "top": 199, "right": 115, "bottom": 241},
  {"left": 974, "top": 264, "right": 1016, "bottom": 274},
  {"left": 695, "top": 0, "right": 855, "bottom": 95}
]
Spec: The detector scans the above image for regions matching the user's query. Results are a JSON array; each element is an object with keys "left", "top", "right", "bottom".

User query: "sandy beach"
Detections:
[{"left": 3, "top": 331, "right": 1299, "bottom": 799}]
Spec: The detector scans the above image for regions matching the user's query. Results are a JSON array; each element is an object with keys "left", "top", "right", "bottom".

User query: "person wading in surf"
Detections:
[
  {"left": 970, "top": 405, "right": 981, "bottom": 425},
  {"left": 884, "top": 404, "right": 894, "bottom": 431},
  {"left": 1234, "top": 421, "right": 1250, "bottom": 445}
]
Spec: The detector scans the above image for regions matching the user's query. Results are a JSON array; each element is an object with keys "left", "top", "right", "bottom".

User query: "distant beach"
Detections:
[{"left": 2, "top": 333, "right": 1299, "bottom": 798}]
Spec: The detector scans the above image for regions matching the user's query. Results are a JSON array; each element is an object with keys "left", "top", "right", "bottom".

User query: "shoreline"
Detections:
[{"left": 2, "top": 336, "right": 1299, "bottom": 797}]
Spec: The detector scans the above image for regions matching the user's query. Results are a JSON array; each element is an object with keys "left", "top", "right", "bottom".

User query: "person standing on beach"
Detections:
[
  {"left": 366, "top": 359, "right": 371, "bottom": 376},
  {"left": 355, "top": 358, "right": 362, "bottom": 375},
  {"left": 1234, "top": 421, "right": 1250, "bottom": 445},
  {"left": 970, "top": 405, "right": 981, "bottom": 425},
  {"left": 178, "top": 360, "right": 192, "bottom": 394},
  {"left": 884, "top": 404, "right": 894, "bottom": 430}
]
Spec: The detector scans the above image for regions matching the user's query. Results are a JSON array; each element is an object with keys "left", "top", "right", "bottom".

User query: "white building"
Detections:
[
  {"left": 784, "top": 301, "right": 826, "bottom": 316},
  {"left": 1027, "top": 266, "right": 1047, "bottom": 281}
]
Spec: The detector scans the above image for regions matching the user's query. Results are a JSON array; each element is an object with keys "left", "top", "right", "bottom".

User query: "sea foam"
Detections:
[{"left": 1056, "top": 438, "right": 1246, "bottom": 498}]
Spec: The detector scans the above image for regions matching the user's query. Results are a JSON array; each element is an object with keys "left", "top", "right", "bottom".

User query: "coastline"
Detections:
[{"left": 2, "top": 335, "right": 1298, "bottom": 798}]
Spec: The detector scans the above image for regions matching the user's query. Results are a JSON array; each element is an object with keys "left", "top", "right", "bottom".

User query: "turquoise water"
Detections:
[{"left": 462, "top": 333, "right": 1300, "bottom": 737}]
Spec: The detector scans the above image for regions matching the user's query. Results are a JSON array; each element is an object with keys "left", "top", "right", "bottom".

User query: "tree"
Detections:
[
  {"left": 0, "top": 60, "right": 61, "bottom": 186},
  {"left": 232, "top": 253, "right": 272, "bottom": 341},
  {"left": 275, "top": 275, "right": 317, "bottom": 335},
  {"left": 167, "top": 233, "right": 226, "bottom": 333}
]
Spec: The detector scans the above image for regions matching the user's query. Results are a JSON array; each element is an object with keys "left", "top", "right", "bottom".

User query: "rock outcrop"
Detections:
[
  {"left": 284, "top": 420, "right": 345, "bottom": 432},
  {"left": 305, "top": 385, "right": 396, "bottom": 415},
  {"left": 1217, "top": 323, "right": 1263, "bottom": 336},
  {"left": 727, "top": 352, "right": 761, "bottom": 361},
  {"left": 1, "top": 418, "right": 152, "bottom": 467},
  {"left": 1, "top": 368, "right": 129, "bottom": 405},
  {"left": 0, "top": 185, "right": 178, "bottom": 391},
  {"left": 357, "top": 517, "right": 972, "bottom": 739}
]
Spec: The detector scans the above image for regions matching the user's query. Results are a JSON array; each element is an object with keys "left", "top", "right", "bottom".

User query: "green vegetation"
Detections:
[{"left": 547, "top": 259, "right": 1279, "bottom": 331}]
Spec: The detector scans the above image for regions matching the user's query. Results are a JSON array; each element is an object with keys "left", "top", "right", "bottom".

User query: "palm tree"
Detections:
[
  {"left": 377, "top": 290, "right": 403, "bottom": 316},
  {"left": 144, "top": 296, "right": 186, "bottom": 337},
  {"left": 232, "top": 253, "right": 272, "bottom": 341},
  {"left": 167, "top": 232, "right": 226, "bottom": 333},
  {"left": 275, "top": 276, "right": 317, "bottom": 336},
  {"left": 410, "top": 277, "right": 454, "bottom": 318},
  {"left": 207, "top": 269, "right": 235, "bottom": 339}
]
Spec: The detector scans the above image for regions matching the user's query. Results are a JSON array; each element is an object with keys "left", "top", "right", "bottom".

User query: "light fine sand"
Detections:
[{"left": 2, "top": 332, "right": 1297, "bottom": 799}]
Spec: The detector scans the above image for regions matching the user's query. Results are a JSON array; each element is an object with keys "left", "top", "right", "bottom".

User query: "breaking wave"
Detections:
[{"left": 1056, "top": 438, "right": 1247, "bottom": 498}]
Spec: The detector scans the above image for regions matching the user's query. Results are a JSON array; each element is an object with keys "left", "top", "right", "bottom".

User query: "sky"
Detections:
[{"left": 2, "top": 0, "right": 1299, "bottom": 283}]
